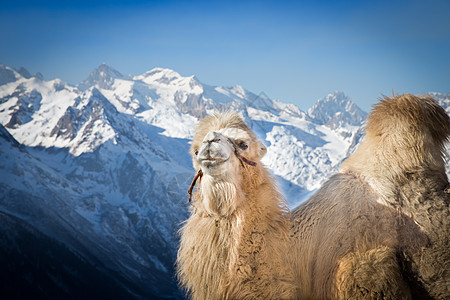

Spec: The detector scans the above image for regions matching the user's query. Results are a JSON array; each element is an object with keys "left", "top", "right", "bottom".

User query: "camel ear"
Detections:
[{"left": 258, "top": 141, "right": 267, "bottom": 158}]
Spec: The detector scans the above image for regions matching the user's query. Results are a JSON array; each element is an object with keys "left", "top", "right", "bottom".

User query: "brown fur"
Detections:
[
  {"left": 178, "top": 94, "right": 450, "bottom": 299},
  {"left": 177, "top": 112, "right": 295, "bottom": 299},
  {"left": 291, "top": 94, "right": 450, "bottom": 299}
]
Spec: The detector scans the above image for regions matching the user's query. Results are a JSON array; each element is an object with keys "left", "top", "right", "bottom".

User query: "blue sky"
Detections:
[{"left": 1, "top": 0, "right": 449, "bottom": 111}]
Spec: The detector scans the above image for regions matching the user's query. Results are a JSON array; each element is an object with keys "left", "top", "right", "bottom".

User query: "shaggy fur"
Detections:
[
  {"left": 178, "top": 94, "right": 449, "bottom": 299},
  {"left": 291, "top": 94, "right": 450, "bottom": 299},
  {"left": 177, "top": 112, "right": 295, "bottom": 299}
]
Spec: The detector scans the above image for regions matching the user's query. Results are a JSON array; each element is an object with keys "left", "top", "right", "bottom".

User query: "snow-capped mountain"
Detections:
[
  {"left": 0, "top": 63, "right": 448, "bottom": 298},
  {"left": 307, "top": 91, "right": 366, "bottom": 127}
]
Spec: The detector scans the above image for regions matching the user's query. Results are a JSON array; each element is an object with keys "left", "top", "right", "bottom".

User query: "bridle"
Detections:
[
  {"left": 187, "top": 139, "right": 257, "bottom": 202},
  {"left": 187, "top": 169, "right": 203, "bottom": 202}
]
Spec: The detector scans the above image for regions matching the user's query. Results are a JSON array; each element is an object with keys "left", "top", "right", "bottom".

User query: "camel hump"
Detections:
[
  {"left": 366, "top": 94, "right": 450, "bottom": 146},
  {"left": 341, "top": 94, "right": 449, "bottom": 184}
]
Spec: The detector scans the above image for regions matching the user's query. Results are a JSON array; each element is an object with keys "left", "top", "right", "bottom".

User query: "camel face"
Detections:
[
  {"left": 197, "top": 130, "right": 234, "bottom": 175},
  {"left": 197, "top": 127, "right": 256, "bottom": 177},
  {"left": 190, "top": 112, "right": 268, "bottom": 175}
]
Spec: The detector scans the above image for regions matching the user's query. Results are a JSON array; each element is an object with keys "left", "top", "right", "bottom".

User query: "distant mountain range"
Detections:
[{"left": 0, "top": 63, "right": 448, "bottom": 299}]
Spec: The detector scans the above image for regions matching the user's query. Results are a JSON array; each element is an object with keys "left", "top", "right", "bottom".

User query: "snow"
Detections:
[
  {"left": 0, "top": 64, "right": 371, "bottom": 207},
  {"left": 1, "top": 63, "right": 449, "bottom": 298}
]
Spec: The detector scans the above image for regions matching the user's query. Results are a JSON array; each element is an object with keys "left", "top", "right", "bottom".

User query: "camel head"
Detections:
[
  {"left": 190, "top": 112, "right": 266, "bottom": 179},
  {"left": 187, "top": 112, "right": 268, "bottom": 215}
]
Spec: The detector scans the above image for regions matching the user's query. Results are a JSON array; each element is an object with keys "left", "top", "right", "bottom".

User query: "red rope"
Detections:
[
  {"left": 235, "top": 151, "right": 257, "bottom": 167},
  {"left": 187, "top": 169, "right": 203, "bottom": 202}
]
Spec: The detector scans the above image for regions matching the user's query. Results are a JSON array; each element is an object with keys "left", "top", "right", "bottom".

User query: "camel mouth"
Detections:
[{"left": 199, "top": 157, "right": 229, "bottom": 169}]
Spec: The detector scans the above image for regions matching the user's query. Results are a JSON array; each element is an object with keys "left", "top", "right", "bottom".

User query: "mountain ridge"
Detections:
[{"left": 1, "top": 63, "right": 448, "bottom": 299}]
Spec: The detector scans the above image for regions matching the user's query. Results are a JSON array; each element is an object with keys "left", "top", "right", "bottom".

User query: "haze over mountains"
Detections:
[{"left": 0, "top": 63, "right": 448, "bottom": 299}]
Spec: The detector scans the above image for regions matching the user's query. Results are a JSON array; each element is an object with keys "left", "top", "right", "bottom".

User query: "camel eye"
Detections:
[
  {"left": 237, "top": 141, "right": 248, "bottom": 150},
  {"left": 194, "top": 150, "right": 199, "bottom": 155}
]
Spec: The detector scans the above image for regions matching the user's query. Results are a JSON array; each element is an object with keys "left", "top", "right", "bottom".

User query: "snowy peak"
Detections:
[
  {"left": 136, "top": 67, "right": 184, "bottom": 83},
  {"left": 0, "top": 65, "right": 35, "bottom": 86},
  {"left": 0, "top": 64, "right": 19, "bottom": 86},
  {"left": 135, "top": 67, "right": 203, "bottom": 94},
  {"left": 0, "top": 64, "right": 44, "bottom": 86},
  {"left": 78, "top": 63, "right": 128, "bottom": 91},
  {"left": 223, "top": 85, "right": 249, "bottom": 100},
  {"left": 48, "top": 87, "right": 117, "bottom": 156},
  {"left": 16, "top": 67, "right": 32, "bottom": 79},
  {"left": 307, "top": 91, "right": 367, "bottom": 128}
]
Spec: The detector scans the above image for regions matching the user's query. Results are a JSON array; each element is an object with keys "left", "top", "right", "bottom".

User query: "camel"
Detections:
[
  {"left": 177, "top": 94, "right": 449, "bottom": 299},
  {"left": 176, "top": 112, "right": 295, "bottom": 299},
  {"left": 291, "top": 94, "right": 450, "bottom": 299}
]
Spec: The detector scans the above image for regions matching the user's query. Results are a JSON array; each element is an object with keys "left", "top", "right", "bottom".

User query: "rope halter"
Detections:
[{"left": 187, "top": 138, "right": 257, "bottom": 202}]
